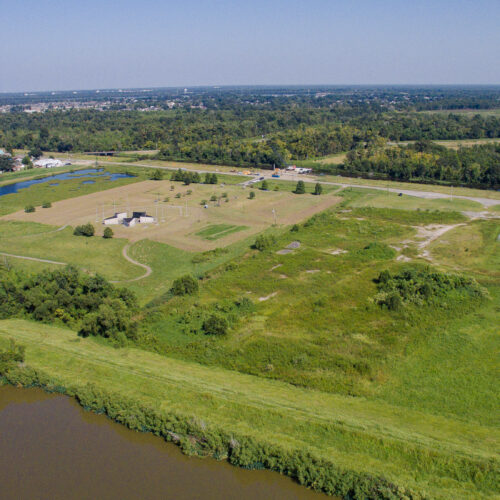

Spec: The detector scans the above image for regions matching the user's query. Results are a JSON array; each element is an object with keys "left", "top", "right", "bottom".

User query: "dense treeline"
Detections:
[
  {"left": 1, "top": 105, "right": 499, "bottom": 161},
  {"left": 0, "top": 266, "right": 138, "bottom": 343},
  {"left": 340, "top": 142, "right": 500, "bottom": 188}
]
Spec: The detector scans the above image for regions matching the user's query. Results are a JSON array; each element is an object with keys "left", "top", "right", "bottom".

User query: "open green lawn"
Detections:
[
  {"left": 0, "top": 318, "right": 497, "bottom": 499},
  {"left": 0, "top": 221, "right": 142, "bottom": 281},
  {"left": 428, "top": 220, "right": 500, "bottom": 278},
  {"left": 343, "top": 188, "right": 485, "bottom": 212}
]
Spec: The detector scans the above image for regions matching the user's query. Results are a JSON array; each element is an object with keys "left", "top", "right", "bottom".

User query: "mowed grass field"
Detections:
[
  {"left": 3, "top": 180, "right": 342, "bottom": 251},
  {"left": 0, "top": 319, "right": 497, "bottom": 500},
  {"left": 0, "top": 221, "right": 141, "bottom": 281}
]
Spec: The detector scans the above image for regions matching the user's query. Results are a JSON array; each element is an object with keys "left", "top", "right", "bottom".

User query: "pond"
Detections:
[
  {"left": 0, "top": 386, "right": 327, "bottom": 500},
  {"left": 0, "top": 169, "right": 134, "bottom": 198}
]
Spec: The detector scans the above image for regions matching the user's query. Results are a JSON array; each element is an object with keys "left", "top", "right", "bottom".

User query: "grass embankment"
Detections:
[{"left": 0, "top": 319, "right": 497, "bottom": 499}]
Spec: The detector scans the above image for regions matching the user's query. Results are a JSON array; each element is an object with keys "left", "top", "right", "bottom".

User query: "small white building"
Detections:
[
  {"left": 103, "top": 212, "right": 127, "bottom": 225},
  {"left": 110, "top": 211, "right": 155, "bottom": 227},
  {"left": 34, "top": 158, "right": 65, "bottom": 168}
]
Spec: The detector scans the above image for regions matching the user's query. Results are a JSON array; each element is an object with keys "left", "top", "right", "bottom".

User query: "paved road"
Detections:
[{"left": 97, "top": 160, "right": 500, "bottom": 208}]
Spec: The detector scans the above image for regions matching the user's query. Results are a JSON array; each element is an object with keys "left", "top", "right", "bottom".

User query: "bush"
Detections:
[
  {"left": 24, "top": 205, "right": 35, "bottom": 213},
  {"left": 103, "top": 227, "right": 113, "bottom": 239},
  {"left": 210, "top": 195, "right": 217, "bottom": 202},
  {"left": 290, "top": 224, "right": 299, "bottom": 232},
  {"left": 253, "top": 234, "right": 276, "bottom": 251},
  {"left": 249, "top": 191, "right": 255, "bottom": 199},
  {"left": 171, "top": 275, "right": 199, "bottom": 296},
  {"left": 314, "top": 183, "right": 323, "bottom": 195},
  {"left": 42, "top": 201, "right": 52, "bottom": 208},
  {"left": 202, "top": 314, "right": 228, "bottom": 336},
  {"left": 0, "top": 339, "right": 25, "bottom": 375},
  {"left": 294, "top": 180, "right": 306, "bottom": 194},
  {"left": 260, "top": 180, "right": 269, "bottom": 190},
  {"left": 73, "top": 223, "right": 95, "bottom": 237},
  {"left": 375, "top": 266, "right": 487, "bottom": 310}
]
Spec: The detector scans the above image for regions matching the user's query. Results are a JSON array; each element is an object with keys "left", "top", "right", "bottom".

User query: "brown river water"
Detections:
[{"left": 0, "top": 386, "right": 328, "bottom": 500}]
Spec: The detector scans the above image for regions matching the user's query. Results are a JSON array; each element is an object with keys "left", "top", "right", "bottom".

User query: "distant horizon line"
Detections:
[{"left": 2, "top": 83, "right": 500, "bottom": 95}]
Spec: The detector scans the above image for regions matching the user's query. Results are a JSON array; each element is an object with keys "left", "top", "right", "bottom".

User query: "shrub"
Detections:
[
  {"left": 260, "top": 180, "right": 269, "bottom": 190},
  {"left": 294, "top": 180, "right": 306, "bottom": 194},
  {"left": 200, "top": 199, "right": 207, "bottom": 206},
  {"left": 175, "top": 192, "right": 181, "bottom": 199},
  {"left": 171, "top": 275, "right": 199, "bottom": 296},
  {"left": 273, "top": 185, "right": 280, "bottom": 191},
  {"left": 0, "top": 339, "right": 25, "bottom": 375},
  {"left": 103, "top": 227, "right": 113, "bottom": 239},
  {"left": 73, "top": 223, "right": 95, "bottom": 237},
  {"left": 24, "top": 205, "right": 35, "bottom": 213},
  {"left": 253, "top": 234, "right": 276, "bottom": 251},
  {"left": 314, "top": 183, "right": 323, "bottom": 195},
  {"left": 210, "top": 195, "right": 217, "bottom": 202},
  {"left": 249, "top": 191, "right": 255, "bottom": 199},
  {"left": 42, "top": 201, "right": 52, "bottom": 208},
  {"left": 202, "top": 314, "right": 228, "bottom": 336},
  {"left": 375, "top": 266, "right": 487, "bottom": 310},
  {"left": 290, "top": 224, "right": 299, "bottom": 232}
]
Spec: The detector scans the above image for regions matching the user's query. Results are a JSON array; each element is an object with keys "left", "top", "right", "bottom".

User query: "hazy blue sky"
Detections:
[{"left": 1, "top": 0, "right": 499, "bottom": 91}]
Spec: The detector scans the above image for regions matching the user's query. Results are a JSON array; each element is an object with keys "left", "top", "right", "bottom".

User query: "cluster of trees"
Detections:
[
  {"left": 341, "top": 142, "right": 500, "bottom": 188},
  {"left": 0, "top": 266, "right": 138, "bottom": 343},
  {"left": 170, "top": 168, "right": 217, "bottom": 185},
  {"left": 74, "top": 223, "right": 95, "bottom": 237},
  {"left": 375, "top": 267, "right": 487, "bottom": 311}
]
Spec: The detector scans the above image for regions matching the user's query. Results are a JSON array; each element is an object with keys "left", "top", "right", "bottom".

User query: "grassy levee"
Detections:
[{"left": 0, "top": 319, "right": 498, "bottom": 499}]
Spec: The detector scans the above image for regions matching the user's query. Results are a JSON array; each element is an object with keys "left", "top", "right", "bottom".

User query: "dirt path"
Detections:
[
  {"left": 111, "top": 244, "right": 152, "bottom": 283},
  {"left": 0, "top": 252, "right": 66, "bottom": 265},
  {"left": 405, "top": 223, "right": 466, "bottom": 260}
]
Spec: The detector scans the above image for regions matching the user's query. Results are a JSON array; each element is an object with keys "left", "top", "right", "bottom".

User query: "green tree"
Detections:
[
  {"left": 261, "top": 180, "right": 269, "bottom": 190},
  {"left": 249, "top": 191, "right": 255, "bottom": 199},
  {"left": 151, "top": 169, "right": 164, "bottom": 180},
  {"left": 314, "top": 183, "right": 323, "bottom": 195},
  {"left": 295, "top": 180, "right": 306, "bottom": 194},
  {"left": 24, "top": 205, "right": 35, "bottom": 213},
  {"left": 28, "top": 147, "right": 42, "bottom": 159},
  {"left": 22, "top": 155, "right": 33, "bottom": 168},
  {"left": 171, "top": 275, "right": 199, "bottom": 296},
  {"left": 103, "top": 227, "right": 114, "bottom": 239},
  {"left": 202, "top": 314, "right": 228, "bottom": 336},
  {"left": 73, "top": 223, "right": 95, "bottom": 237}
]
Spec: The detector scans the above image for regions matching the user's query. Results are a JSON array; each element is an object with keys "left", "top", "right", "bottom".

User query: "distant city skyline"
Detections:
[{"left": 1, "top": 0, "right": 499, "bottom": 92}]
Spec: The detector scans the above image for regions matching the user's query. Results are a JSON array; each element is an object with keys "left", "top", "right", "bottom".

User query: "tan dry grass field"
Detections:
[{"left": 3, "top": 180, "right": 341, "bottom": 251}]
